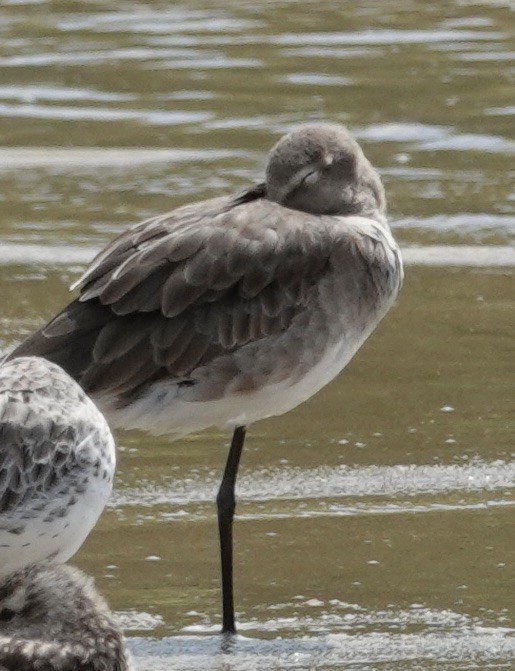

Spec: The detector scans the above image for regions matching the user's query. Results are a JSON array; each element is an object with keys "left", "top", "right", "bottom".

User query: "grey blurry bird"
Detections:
[
  {"left": 0, "top": 562, "right": 131, "bottom": 671},
  {"left": 10, "top": 122, "right": 403, "bottom": 633}
]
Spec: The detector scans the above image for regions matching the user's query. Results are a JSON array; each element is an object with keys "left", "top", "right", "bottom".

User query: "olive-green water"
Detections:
[{"left": 0, "top": 1, "right": 514, "bottom": 669}]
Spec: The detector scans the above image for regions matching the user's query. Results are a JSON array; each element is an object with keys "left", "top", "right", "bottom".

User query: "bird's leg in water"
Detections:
[{"left": 216, "top": 425, "right": 247, "bottom": 634}]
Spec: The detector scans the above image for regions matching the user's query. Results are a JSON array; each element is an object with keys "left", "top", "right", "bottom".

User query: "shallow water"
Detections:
[{"left": 0, "top": 0, "right": 514, "bottom": 669}]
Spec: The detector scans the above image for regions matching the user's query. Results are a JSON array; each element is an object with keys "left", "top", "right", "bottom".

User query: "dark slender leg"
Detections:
[{"left": 216, "top": 425, "right": 246, "bottom": 634}]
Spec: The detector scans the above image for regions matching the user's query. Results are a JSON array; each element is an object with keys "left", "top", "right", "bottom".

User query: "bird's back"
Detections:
[
  {"left": 10, "top": 195, "right": 401, "bottom": 436},
  {"left": 9, "top": 124, "right": 403, "bottom": 436}
]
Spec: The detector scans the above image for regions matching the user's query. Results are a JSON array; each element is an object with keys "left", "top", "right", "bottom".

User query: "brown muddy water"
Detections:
[{"left": 0, "top": 1, "right": 514, "bottom": 669}]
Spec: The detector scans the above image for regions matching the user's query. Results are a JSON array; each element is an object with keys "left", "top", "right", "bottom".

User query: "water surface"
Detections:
[{"left": 0, "top": 1, "right": 513, "bottom": 669}]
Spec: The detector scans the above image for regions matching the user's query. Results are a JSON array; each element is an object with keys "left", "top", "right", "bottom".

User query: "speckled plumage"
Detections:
[
  {"left": 0, "top": 357, "right": 116, "bottom": 578},
  {"left": 0, "top": 562, "right": 131, "bottom": 671}
]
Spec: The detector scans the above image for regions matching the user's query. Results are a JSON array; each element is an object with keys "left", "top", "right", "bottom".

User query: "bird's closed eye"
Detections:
[{"left": 302, "top": 169, "right": 319, "bottom": 186}]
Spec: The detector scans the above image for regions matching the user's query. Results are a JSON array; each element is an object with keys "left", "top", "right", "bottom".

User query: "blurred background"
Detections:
[{"left": 0, "top": 1, "right": 513, "bottom": 669}]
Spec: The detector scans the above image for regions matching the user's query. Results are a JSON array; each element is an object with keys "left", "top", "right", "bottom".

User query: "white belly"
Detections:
[
  {"left": 0, "top": 474, "right": 112, "bottom": 579},
  {"left": 104, "top": 325, "right": 371, "bottom": 437}
]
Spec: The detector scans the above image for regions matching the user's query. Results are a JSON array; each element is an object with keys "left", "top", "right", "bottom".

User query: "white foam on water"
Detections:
[
  {"left": 127, "top": 615, "right": 515, "bottom": 670},
  {"left": 110, "top": 460, "right": 515, "bottom": 517}
]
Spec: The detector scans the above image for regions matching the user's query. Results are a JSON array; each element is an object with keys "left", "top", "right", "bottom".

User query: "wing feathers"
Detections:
[
  {"left": 82, "top": 338, "right": 155, "bottom": 394},
  {"left": 154, "top": 328, "right": 194, "bottom": 366},
  {"left": 161, "top": 275, "right": 206, "bottom": 318},
  {"left": 93, "top": 315, "right": 155, "bottom": 363},
  {"left": 7, "top": 198, "right": 397, "bottom": 401},
  {"left": 107, "top": 265, "right": 170, "bottom": 315},
  {"left": 165, "top": 335, "right": 212, "bottom": 374}
]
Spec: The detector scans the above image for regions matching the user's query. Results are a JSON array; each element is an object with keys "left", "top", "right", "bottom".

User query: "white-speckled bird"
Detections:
[
  {"left": 0, "top": 356, "right": 116, "bottom": 578},
  {"left": 0, "top": 562, "right": 131, "bottom": 671}
]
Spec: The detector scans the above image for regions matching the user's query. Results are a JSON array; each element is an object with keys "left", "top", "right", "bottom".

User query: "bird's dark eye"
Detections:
[{"left": 0, "top": 607, "right": 17, "bottom": 621}]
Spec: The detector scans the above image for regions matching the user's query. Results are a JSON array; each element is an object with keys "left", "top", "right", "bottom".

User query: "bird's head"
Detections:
[{"left": 265, "top": 123, "right": 386, "bottom": 220}]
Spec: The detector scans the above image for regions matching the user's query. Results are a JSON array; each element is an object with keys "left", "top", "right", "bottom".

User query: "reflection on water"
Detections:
[
  {"left": 0, "top": 0, "right": 514, "bottom": 669},
  {"left": 128, "top": 622, "right": 515, "bottom": 671}
]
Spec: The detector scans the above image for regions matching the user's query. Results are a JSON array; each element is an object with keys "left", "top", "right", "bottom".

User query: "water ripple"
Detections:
[
  {"left": 0, "top": 49, "right": 260, "bottom": 68},
  {"left": 57, "top": 11, "right": 262, "bottom": 34},
  {"left": 0, "top": 85, "right": 134, "bottom": 103},
  {"left": 110, "top": 460, "right": 515, "bottom": 511},
  {"left": 128, "top": 613, "right": 515, "bottom": 671},
  {"left": 0, "top": 103, "right": 211, "bottom": 124},
  {"left": 276, "top": 29, "right": 503, "bottom": 46},
  {"left": 0, "top": 147, "right": 245, "bottom": 169},
  {"left": 1, "top": 243, "right": 513, "bottom": 269}
]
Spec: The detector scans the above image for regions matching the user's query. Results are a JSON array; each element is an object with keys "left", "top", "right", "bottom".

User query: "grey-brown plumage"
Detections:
[
  {"left": 10, "top": 123, "right": 402, "bottom": 435},
  {"left": 0, "top": 562, "right": 131, "bottom": 671},
  {"left": 9, "top": 122, "right": 403, "bottom": 632}
]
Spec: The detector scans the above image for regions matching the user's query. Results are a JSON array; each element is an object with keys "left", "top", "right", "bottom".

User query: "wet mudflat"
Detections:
[{"left": 0, "top": 0, "right": 513, "bottom": 669}]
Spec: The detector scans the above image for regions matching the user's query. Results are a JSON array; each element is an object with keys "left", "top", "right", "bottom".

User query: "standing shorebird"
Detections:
[
  {"left": 10, "top": 122, "right": 403, "bottom": 633},
  {"left": 0, "top": 562, "right": 131, "bottom": 671},
  {"left": 0, "top": 356, "right": 116, "bottom": 578}
]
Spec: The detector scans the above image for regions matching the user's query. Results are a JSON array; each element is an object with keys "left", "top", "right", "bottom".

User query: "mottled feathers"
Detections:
[
  {"left": 0, "top": 563, "right": 131, "bottom": 671},
  {"left": 0, "top": 357, "right": 114, "bottom": 522}
]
